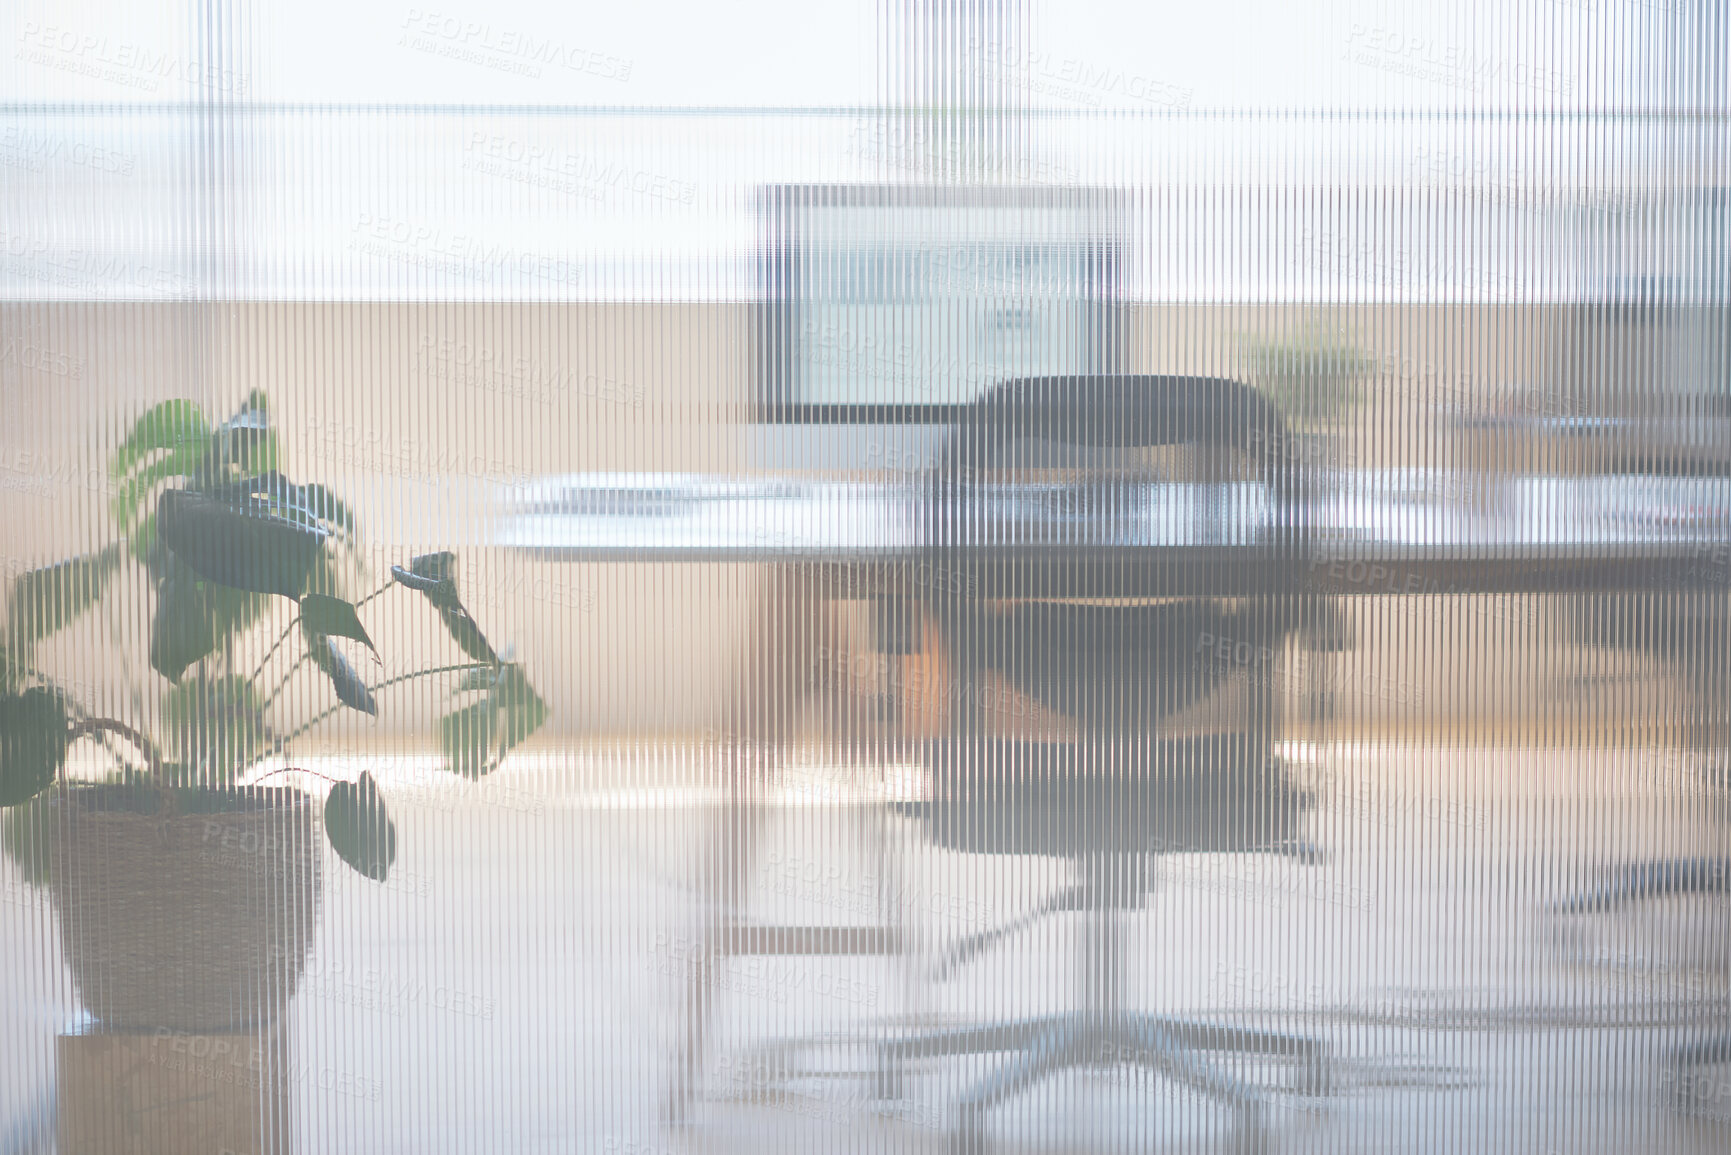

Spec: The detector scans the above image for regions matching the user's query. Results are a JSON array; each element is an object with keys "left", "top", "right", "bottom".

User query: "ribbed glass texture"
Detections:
[{"left": 1, "top": 1, "right": 1727, "bottom": 1151}]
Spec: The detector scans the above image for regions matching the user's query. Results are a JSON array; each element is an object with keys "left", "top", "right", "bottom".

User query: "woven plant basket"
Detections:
[{"left": 49, "top": 784, "right": 322, "bottom": 1033}]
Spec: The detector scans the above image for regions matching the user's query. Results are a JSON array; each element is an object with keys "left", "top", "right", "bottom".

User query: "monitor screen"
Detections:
[{"left": 757, "top": 184, "right": 1125, "bottom": 417}]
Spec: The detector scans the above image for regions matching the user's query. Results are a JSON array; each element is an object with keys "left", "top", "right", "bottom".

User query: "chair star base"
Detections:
[{"left": 869, "top": 1010, "right": 1328, "bottom": 1154}]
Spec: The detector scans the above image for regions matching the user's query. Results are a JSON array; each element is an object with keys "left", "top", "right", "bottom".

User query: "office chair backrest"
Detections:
[
  {"left": 934, "top": 375, "right": 1305, "bottom": 497},
  {"left": 909, "top": 375, "right": 1318, "bottom": 854},
  {"left": 921, "top": 374, "right": 1313, "bottom": 728}
]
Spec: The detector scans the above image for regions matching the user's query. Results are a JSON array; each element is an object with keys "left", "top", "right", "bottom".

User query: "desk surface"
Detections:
[{"left": 496, "top": 470, "right": 1731, "bottom": 594}]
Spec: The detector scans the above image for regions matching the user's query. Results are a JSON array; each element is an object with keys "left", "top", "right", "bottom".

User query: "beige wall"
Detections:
[{"left": 0, "top": 300, "right": 1705, "bottom": 747}]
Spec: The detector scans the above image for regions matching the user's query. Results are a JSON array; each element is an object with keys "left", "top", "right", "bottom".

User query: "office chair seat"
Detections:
[{"left": 861, "top": 377, "right": 1336, "bottom": 1152}]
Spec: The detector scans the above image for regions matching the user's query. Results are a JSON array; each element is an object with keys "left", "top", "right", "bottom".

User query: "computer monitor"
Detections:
[{"left": 756, "top": 184, "right": 1126, "bottom": 429}]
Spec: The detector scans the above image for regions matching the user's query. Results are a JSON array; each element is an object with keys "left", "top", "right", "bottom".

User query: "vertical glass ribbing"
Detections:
[{"left": 0, "top": 2, "right": 1726, "bottom": 1152}]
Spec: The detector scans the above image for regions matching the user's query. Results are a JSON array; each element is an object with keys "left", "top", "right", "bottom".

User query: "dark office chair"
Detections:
[{"left": 866, "top": 376, "right": 1336, "bottom": 1152}]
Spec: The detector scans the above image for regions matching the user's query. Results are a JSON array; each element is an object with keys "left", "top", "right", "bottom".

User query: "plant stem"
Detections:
[
  {"left": 271, "top": 662, "right": 493, "bottom": 753},
  {"left": 247, "top": 616, "right": 302, "bottom": 684},
  {"left": 250, "top": 765, "right": 342, "bottom": 786},
  {"left": 245, "top": 579, "right": 394, "bottom": 685},
  {"left": 353, "top": 580, "right": 395, "bottom": 611},
  {"left": 259, "top": 653, "right": 312, "bottom": 714},
  {"left": 66, "top": 718, "right": 167, "bottom": 782}
]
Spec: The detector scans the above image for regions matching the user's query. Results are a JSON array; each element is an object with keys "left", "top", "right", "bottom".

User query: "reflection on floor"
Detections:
[{"left": 1, "top": 742, "right": 1727, "bottom": 1154}]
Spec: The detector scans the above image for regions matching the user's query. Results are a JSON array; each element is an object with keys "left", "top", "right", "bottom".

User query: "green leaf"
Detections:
[
  {"left": 6, "top": 545, "right": 121, "bottom": 660},
  {"left": 111, "top": 445, "right": 210, "bottom": 534},
  {"left": 243, "top": 432, "right": 280, "bottom": 478},
  {"left": 309, "top": 637, "right": 376, "bottom": 715},
  {"left": 148, "top": 558, "right": 267, "bottom": 682},
  {"left": 391, "top": 552, "right": 459, "bottom": 607},
  {"left": 129, "top": 513, "right": 160, "bottom": 570},
  {"left": 299, "top": 594, "right": 377, "bottom": 657},
  {"left": 324, "top": 772, "right": 396, "bottom": 882},
  {"left": 110, "top": 396, "right": 272, "bottom": 528},
  {"left": 454, "top": 666, "right": 498, "bottom": 693},
  {"left": 0, "top": 688, "right": 68, "bottom": 807},
  {"left": 149, "top": 565, "right": 214, "bottom": 681},
  {"left": 161, "top": 473, "right": 359, "bottom": 596},
  {"left": 156, "top": 487, "right": 328, "bottom": 599},
  {"left": 209, "top": 393, "right": 280, "bottom": 479},
  {"left": 162, "top": 675, "right": 270, "bottom": 783},
  {"left": 390, "top": 553, "right": 499, "bottom": 664},
  {"left": 1242, "top": 325, "right": 1375, "bottom": 425},
  {"left": 439, "top": 663, "right": 546, "bottom": 779},
  {"left": 435, "top": 604, "right": 499, "bottom": 665},
  {"left": 295, "top": 484, "right": 359, "bottom": 553},
  {"left": 109, "top": 399, "right": 210, "bottom": 482},
  {"left": 0, "top": 789, "right": 57, "bottom": 884},
  {"left": 390, "top": 566, "right": 442, "bottom": 594},
  {"left": 492, "top": 664, "right": 548, "bottom": 755},
  {"left": 208, "top": 394, "right": 272, "bottom": 465},
  {"left": 439, "top": 698, "right": 496, "bottom": 779},
  {"left": 406, "top": 551, "right": 455, "bottom": 582}
]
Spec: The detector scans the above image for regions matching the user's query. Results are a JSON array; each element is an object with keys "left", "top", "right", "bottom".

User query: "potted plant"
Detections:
[
  {"left": 1240, "top": 323, "right": 1375, "bottom": 430},
  {"left": 0, "top": 391, "right": 547, "bottom": 1032}
]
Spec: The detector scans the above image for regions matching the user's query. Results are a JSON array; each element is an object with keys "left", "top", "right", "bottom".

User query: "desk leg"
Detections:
[{"left": 664, "top": 566, "right": 841, "bottom": 1123}]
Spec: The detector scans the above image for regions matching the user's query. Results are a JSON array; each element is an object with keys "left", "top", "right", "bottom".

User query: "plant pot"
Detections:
[
  {"left": 47, "top": 784, "right": 322, "bottom": 1033},
  {"left": 1259, "top": 371, "right": 1362, "bottom": 429}
]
